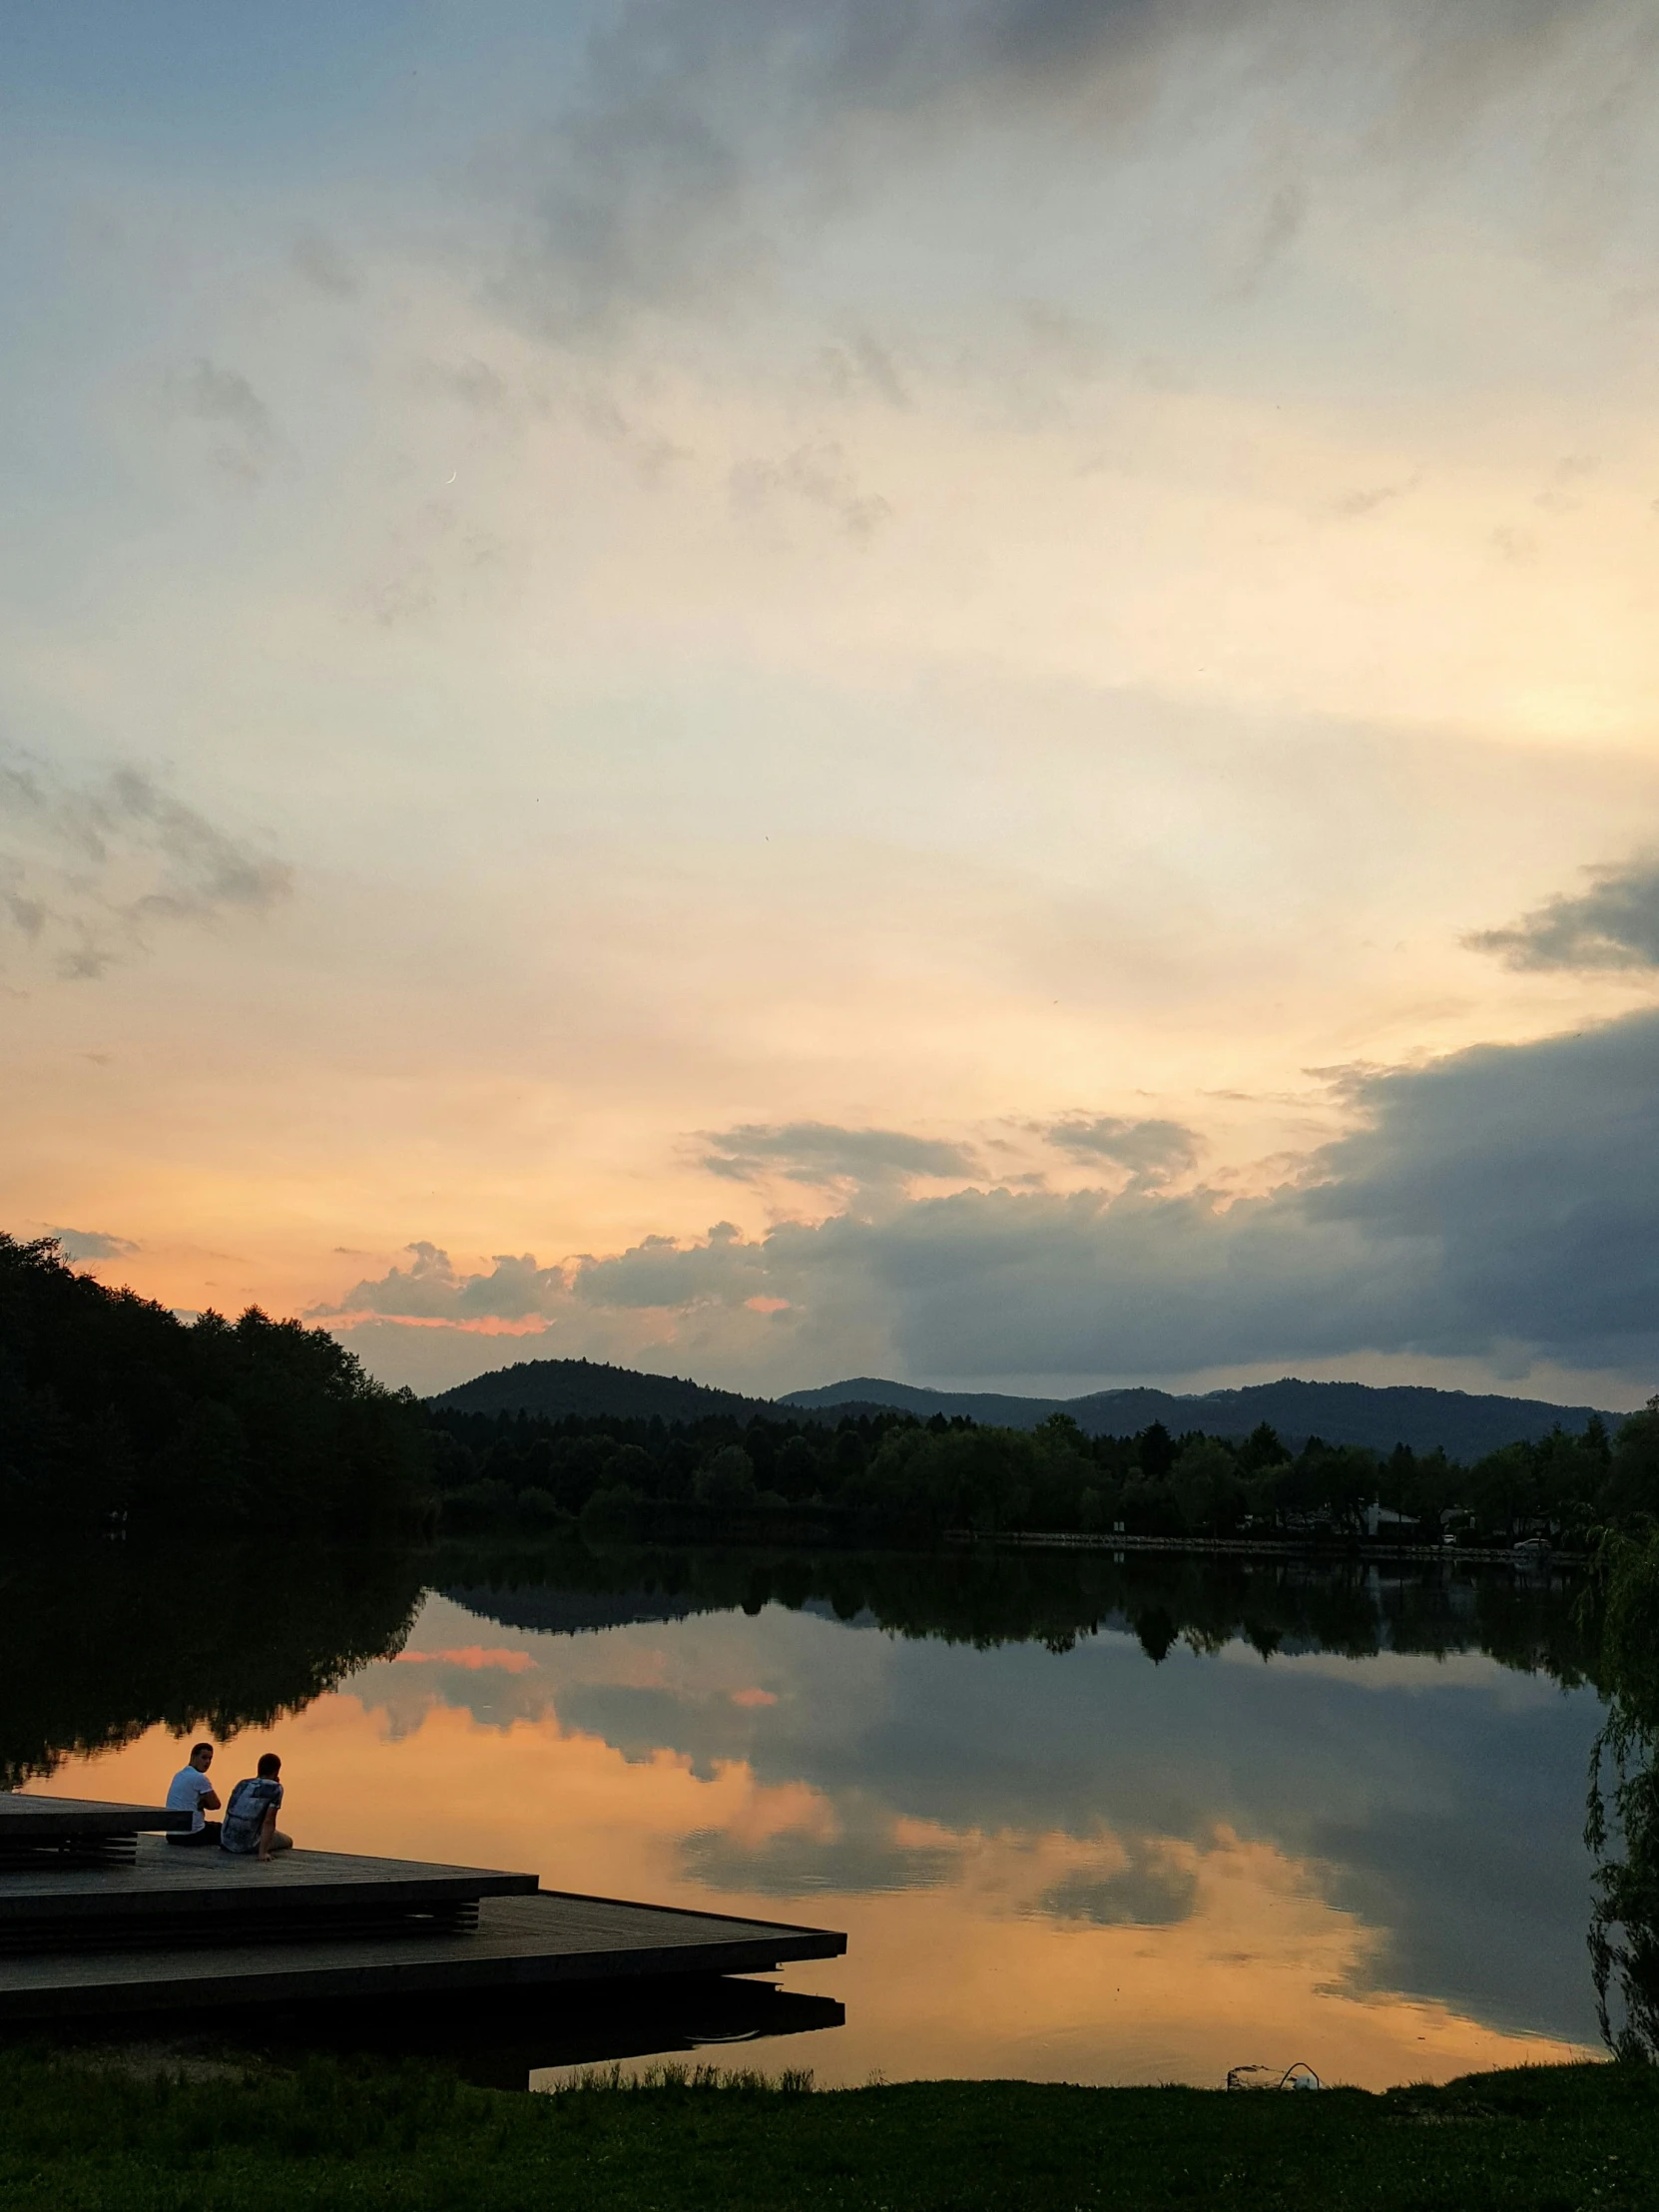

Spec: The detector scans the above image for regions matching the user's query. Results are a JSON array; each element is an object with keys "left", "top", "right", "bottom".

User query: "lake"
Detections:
[{"left": 9, "top": 1542, "right": 1606, "bottom": 2089}]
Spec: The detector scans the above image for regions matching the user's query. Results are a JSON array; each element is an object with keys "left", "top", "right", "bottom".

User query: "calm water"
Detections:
[{"left": 11, "top": 1544, "right": 1605, "bottom": 2088}]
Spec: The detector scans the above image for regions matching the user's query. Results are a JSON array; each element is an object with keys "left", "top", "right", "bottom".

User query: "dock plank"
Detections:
[
  {"left": 0, "top": 1891, "right": 846, "bottom": 2018},
  {"left": 0, "top": 1837, "right": 537, "bottom": 1924},
  {"left": 0, "top": 1795, "right": 188, "bottom": 1840}
]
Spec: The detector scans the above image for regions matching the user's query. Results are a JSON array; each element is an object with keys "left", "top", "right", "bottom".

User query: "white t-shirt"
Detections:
[{"left": 166, "top": 1765, "right": 216, "bottom": 1833}]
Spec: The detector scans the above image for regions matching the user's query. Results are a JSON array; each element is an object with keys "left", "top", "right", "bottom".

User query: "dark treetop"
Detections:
[{"left": 0, "top": 1233, "right": 433, "bottom": 1535}]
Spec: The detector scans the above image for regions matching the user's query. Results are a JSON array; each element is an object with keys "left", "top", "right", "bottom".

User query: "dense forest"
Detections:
[
  {"left": 429, "top": 1392, "right": 1658, "bottom": 1548},
  {"left": 0, "top": 1234, "right": 433, "bottom": 1533},
  {"left": 7, "top": 1229, "right": 1656, "bottom": 1547}
]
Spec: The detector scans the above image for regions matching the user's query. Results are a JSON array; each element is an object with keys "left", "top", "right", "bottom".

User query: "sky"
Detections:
[{"left": 5, "top": 0, "right": 1659, "bottom": 1403}]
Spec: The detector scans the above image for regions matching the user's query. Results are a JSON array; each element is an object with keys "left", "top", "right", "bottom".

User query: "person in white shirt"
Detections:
[{"left": 165, "top": 1742, "right": 222, "bottom": 1847}]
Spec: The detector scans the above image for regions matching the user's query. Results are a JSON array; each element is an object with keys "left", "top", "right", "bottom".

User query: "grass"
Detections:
[{"left": 0, "top": 2046, "right": 1655, "bottom": 2210}]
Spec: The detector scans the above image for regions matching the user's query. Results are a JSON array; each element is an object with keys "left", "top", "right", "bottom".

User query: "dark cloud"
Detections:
[
  {"left": 571, "top": 1219, "right": 783, "bottom": 1313},
  {"left": 1045, "top": 1114, "right": 1199, "bottom": 1184},
  {"left": 491, "top": 0, "right": 1651, "bottom": 335},
  {"left": 681, "top": 1820, "right": 957, "bottom": 1895},
  {"left": 817, "top": 332, "right": 912, "bottom": 409},
  {"left": 320, "top": 1242, "right": 569, "bottom": 1323},
  {"left": 573, "top": 1008, "right": 1659, "bottom": 1379},
  {"left": 291, "top": 227, "right": 360, "bottom": 299},
  {"left": 1227, "top": 175, "right": 1309, "bottom": 296},
  {"left": 1328, "top": 476, "right": 1420, "bottom": 520},
  {"left": 489, "top": 0, "right": 1191, "bottom": 332},
  {"left": 1467, "top": 853, "right": 1659, "bottom": 971},
  {"left": 0, "top": 752, "right": 291, "bottom": 982},
  {"left": 1038, "top": 1841, "right": 1198, "bottom": 1927},
  {"left": 175, "top": 360, "right": 278, "bottom": 485},
  {"left": 1301, "top": 1013, "right": 1659, "bottom": 1365},
  {"left": 861, "top": 1010, "right": 1659, "bottom": 1378},
  {"left": 348, "top": 1003, "right": 1659, "bottom": 1390},
  {"left": 729, "top": 441, "right": 891, "bottom": 536},
  {"left": 700, "top": 1121, "right": 980, "bottom": 1194},
  {"left": 47, "top": 1228, "right": 139, "bottom": 1264}
]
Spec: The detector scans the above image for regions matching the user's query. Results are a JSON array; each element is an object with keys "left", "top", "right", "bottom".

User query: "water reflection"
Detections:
[
  {"left": 16, "top": 1541, "right": 1615, "bottom": 2087},
  {"left": 25, "top": 1978, "right": 842, "bottom": 2093},
  {"left": 0, "top": 1544, "right": 422, "bottom": 1788}
]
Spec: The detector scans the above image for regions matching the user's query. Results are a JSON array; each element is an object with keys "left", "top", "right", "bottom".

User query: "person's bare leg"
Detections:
[{"left": 270, "top": 1831, "right": 293, "bottom": 1854}]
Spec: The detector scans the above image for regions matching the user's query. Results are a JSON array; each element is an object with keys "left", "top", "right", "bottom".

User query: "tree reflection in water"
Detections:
[
  {"left": 440, "top": 1538, "right": 1599, "bottom": 1682},
  {"left": 14, "top": 1536, "right": 1598, "bottom": 1794},
  {"left": 1, "top": 1544, "right": 424, "bottom": 1789},
  {"left": 1586, "top": 1529, "right": 1659, "bottom": 2060}
]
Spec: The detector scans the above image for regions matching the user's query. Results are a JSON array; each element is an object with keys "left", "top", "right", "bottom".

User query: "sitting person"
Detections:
[
  {"left": 165, "top": 1742, "right": 222, "bottom": 1847},
  {"left": 219, "top": 1752, "right": 292, "bottom": 1861}
]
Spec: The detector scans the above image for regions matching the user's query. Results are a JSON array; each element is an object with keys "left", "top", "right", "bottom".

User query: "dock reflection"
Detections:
[{"left": 3, "top": 1977, "right": 844, "bottom": 2092}]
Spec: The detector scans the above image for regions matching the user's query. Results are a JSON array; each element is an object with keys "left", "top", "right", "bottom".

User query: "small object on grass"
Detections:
[{"left": 1226, "top": 2062, "right": 1323, "bottom": 2091}]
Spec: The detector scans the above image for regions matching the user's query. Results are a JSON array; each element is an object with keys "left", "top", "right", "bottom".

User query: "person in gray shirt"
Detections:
[{"left": 220, "top": 1752, "right": 292, "bottom": 1861}]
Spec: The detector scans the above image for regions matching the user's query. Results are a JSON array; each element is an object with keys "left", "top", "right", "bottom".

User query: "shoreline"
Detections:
[
  {"left": 1, "top": 2043, "right": 1652, "bottom": 2210},
  {"left": 947, "top": 1528, "right": 1587, "bottom": 1566}
]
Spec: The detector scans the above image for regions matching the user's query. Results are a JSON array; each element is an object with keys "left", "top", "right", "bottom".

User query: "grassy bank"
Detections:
[{"left": 1, "top": 2049, "right": 1655, "bottom": 2211}]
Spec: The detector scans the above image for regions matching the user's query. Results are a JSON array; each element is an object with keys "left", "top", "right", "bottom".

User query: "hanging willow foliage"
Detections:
[{"left": 1585, "top": 1526, "right": 1659, "bottom": 2059}]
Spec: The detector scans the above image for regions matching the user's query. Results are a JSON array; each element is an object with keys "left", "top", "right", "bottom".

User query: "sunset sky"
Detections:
[{"left": 5, "top": 0, "right": 1659, "bottom": 1402}]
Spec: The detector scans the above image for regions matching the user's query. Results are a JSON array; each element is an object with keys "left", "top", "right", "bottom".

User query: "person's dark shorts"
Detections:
[{"left": 166, "top": 1822, "right": 222, "bottom": 1847}]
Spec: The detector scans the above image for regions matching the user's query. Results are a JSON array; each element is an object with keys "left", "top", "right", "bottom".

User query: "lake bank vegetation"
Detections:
[
  {"left": 430, "top": 1392, "right": 1654, "bottom": 1551},
  {"left": 0, "top": 2045, "right": 1653, "bottom": 2212}
]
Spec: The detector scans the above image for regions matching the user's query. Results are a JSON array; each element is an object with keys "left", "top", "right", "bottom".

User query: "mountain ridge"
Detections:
[
  {"left": 781, "top": 1375, "right": 1633, "bottom": 1458},
  {"left": 429, "top": 1355, "right": 1634, "bottom": 1457}
]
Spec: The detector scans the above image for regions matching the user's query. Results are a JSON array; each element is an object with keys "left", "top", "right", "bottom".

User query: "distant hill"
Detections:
[
  {"left": 430, "top": 1352, "right": 1632, "bottom": 1459},
  {"left": 783, "top": 1378, "right": 1079, "bottom": 1425},
  {"left": 429, "top": 1356, "right": 775, "bottom": 1425},
  {"left": 783, "top": 1376, "right": 1633, "bottom": 1458}
]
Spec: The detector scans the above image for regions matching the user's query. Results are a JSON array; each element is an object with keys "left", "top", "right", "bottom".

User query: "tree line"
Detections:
[
  {"left": 0, "top": 1234, "right": 433, "bottom": 1533},
  {"left": 430, "top": 1394, "right": 1658, "bottom": 1547},
  {"left": 8, "top": 1227, "right": 1656, "bottom": 1546}
]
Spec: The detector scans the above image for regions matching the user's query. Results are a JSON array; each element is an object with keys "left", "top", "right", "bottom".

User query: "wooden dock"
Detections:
[
  {"left": 0, "top": 1793, "right": 190, "bottom": 1868},
  {"left": 0, "top": 1795, "right": 844, "bottom": 2025}
]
